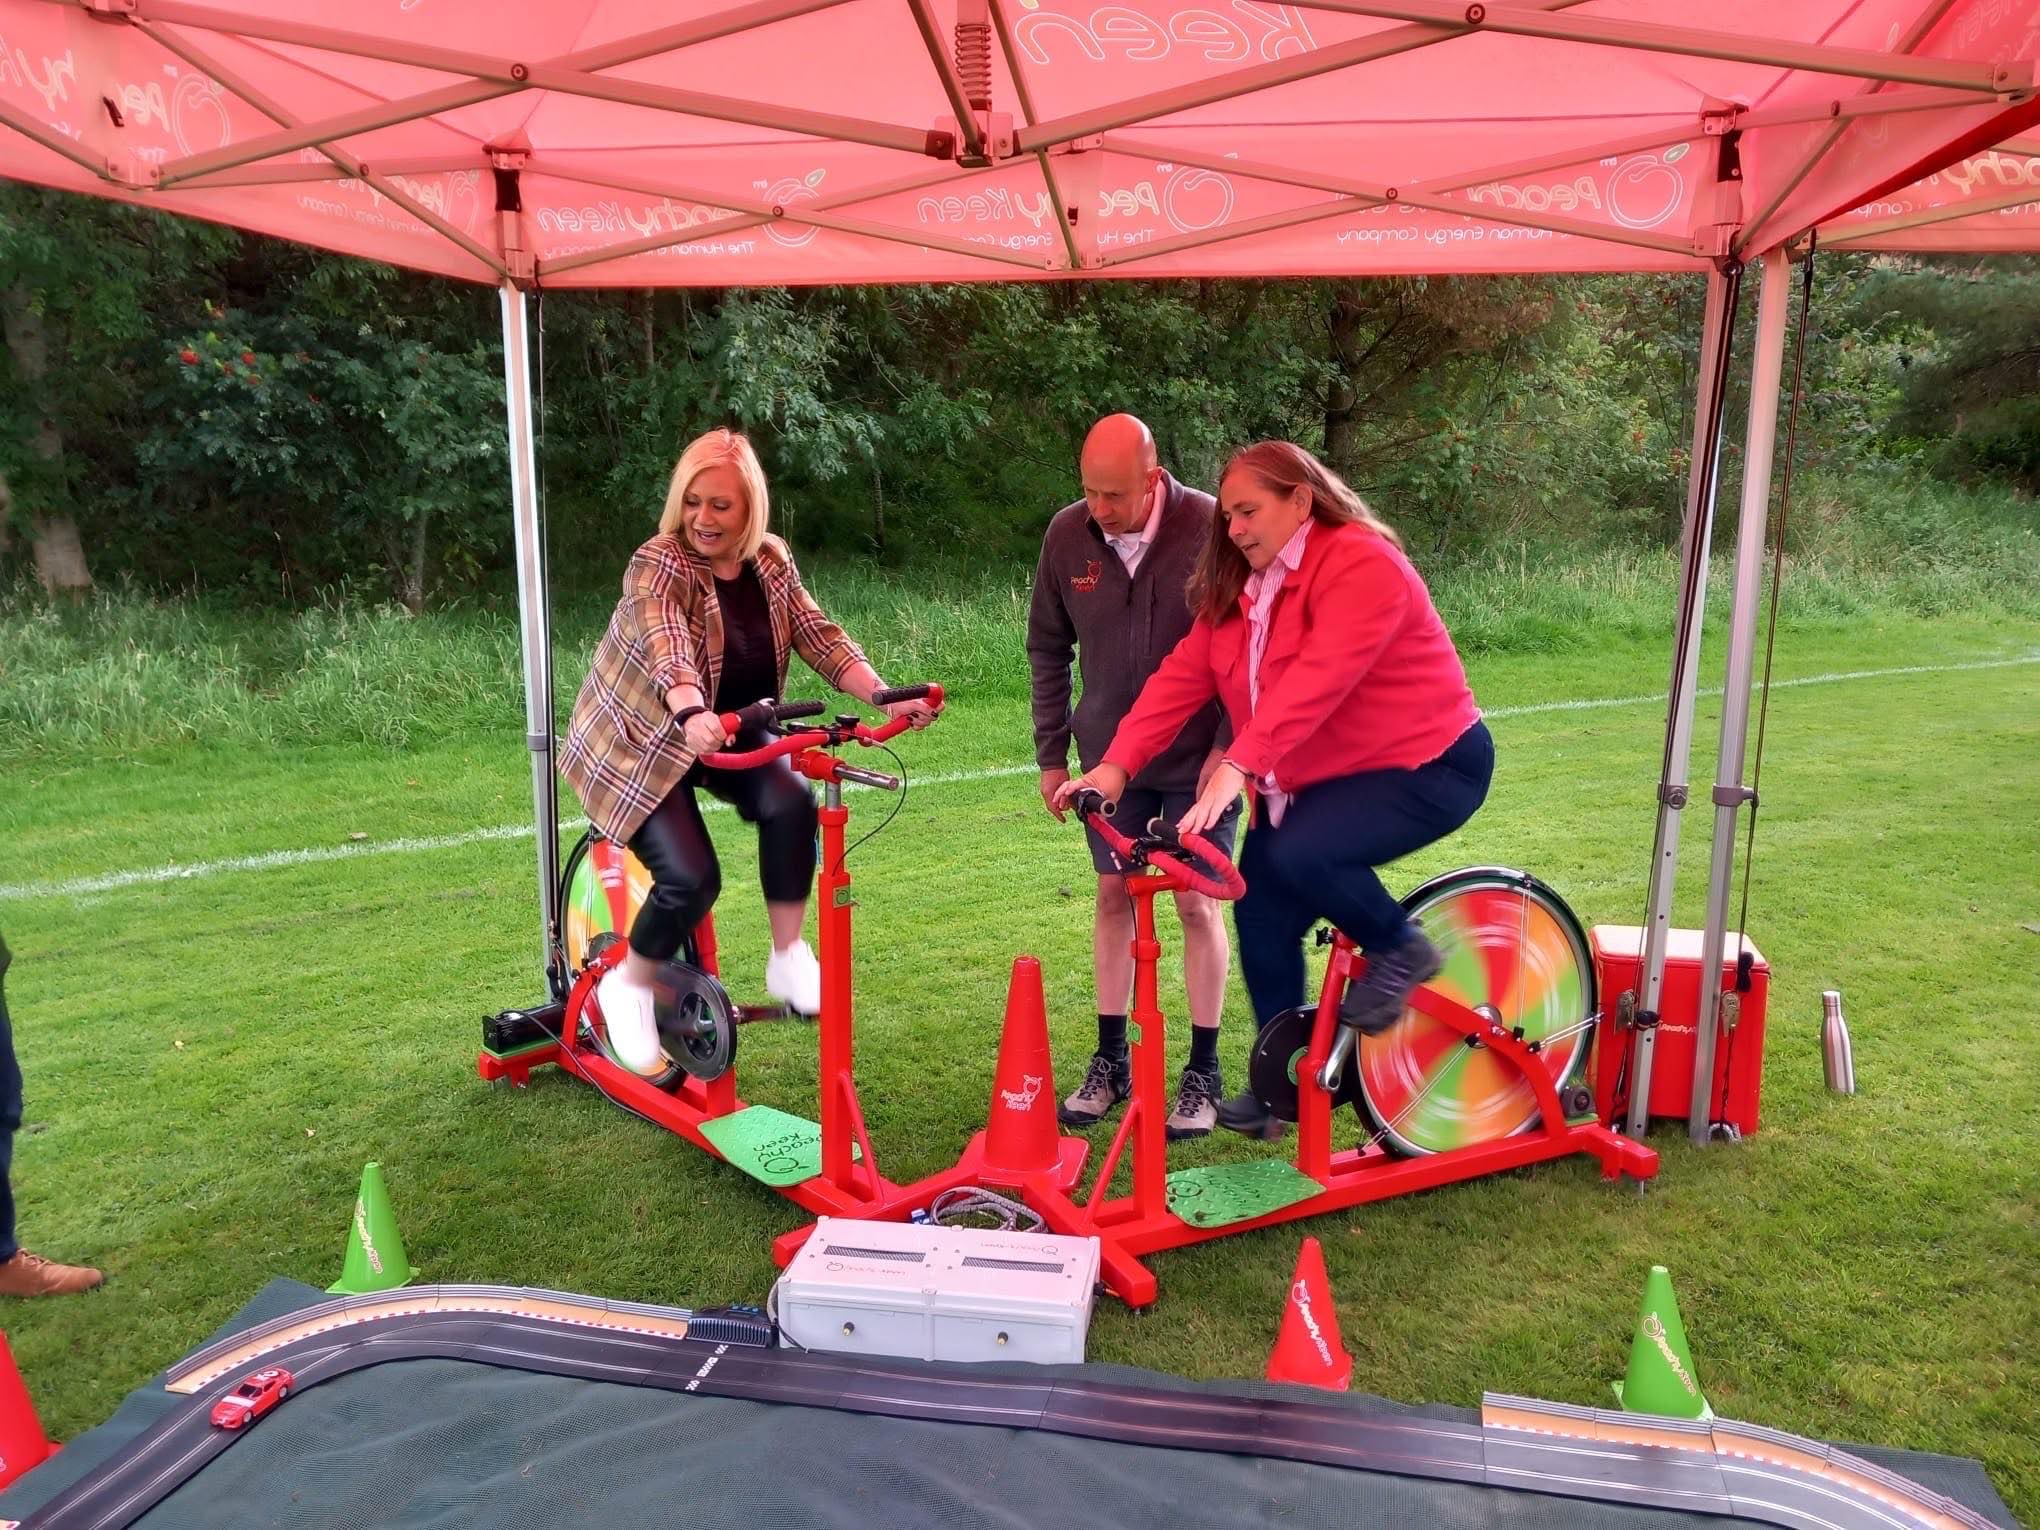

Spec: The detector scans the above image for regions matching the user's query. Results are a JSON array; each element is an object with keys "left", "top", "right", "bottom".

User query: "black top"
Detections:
[{"left": 713, "top": 563, "right": 777, "bottom": 714}]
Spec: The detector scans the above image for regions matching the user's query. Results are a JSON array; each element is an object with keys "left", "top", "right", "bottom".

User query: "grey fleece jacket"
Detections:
[{"left": 1027, "top": 470, "right": 1226, "bottom": 793}]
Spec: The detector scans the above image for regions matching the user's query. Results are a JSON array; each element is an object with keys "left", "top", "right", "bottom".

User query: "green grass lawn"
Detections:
[{"left": 2, "top": 600, "right": 2036, "bottom": 1520}]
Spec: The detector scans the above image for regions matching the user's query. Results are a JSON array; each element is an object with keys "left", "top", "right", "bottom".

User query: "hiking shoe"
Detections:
[
  {"left": 1215, "top": 1088, "right": 1291, "bottom": 1142},
  {"left": 1058, "top": 1049, "right": 1132, "bottom": 1126},
  {"left": 595, "top": 966, "right": 666, "bottom": 1076},
  {"left": 765, "top": 939, "right": 823, "bottom": 1017},
  {"left": 0, "top": 1249, "right": 104, "bottom": 1298},
  {"left": 1165, "top": 1065, "right": 1223, "bottom": 1141},
  {"left": 1339, "top": 922, "right": 1444, "bottom": 1036}
]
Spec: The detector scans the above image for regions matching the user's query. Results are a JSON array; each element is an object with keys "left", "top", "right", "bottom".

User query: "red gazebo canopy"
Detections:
[{"left": 2, "top": 1, "right": 2035, "bottom": 285}]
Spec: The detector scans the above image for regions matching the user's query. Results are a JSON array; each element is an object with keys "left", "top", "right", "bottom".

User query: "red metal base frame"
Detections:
[
  {"left": 772, "top": 886, "right": 1659, "bottom": 1308},
  {"left": 478, "top": 745, "right": 908, "bottom": 1221}
]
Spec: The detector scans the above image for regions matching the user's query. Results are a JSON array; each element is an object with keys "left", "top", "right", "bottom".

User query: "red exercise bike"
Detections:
[
  {"left": 479, "top": 685, "right": 943, "bottom": 1219},
  {"left": 776, "top": 789, "right": 1657, "bottom": 1307}
]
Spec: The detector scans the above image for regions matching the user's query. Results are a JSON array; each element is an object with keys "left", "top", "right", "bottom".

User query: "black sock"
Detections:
[
  {"left": 1188, "top": 1025, "right": 1220, "bottom": 1074},
  {"left": 1097, "top": 1014, "right": 1128, "bottom": 1058}
]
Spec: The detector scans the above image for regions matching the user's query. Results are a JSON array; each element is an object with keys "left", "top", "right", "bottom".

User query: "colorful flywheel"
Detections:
[
  {"left": 561, "top": 829, "right": 652, "bottom": 973},
  {"left": 1354, "top": 869, "right": 1595, "bottom": 1157}
]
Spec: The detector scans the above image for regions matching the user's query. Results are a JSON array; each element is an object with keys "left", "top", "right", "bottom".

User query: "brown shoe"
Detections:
[{"left": 0, "top": 1249, "right": 105, "bottom": 1297}]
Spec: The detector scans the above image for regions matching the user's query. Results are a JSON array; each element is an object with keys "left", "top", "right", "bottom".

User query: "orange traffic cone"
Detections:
[
  {"left": 0, "top": 1331, "right": 57, "bottom": 1490},
  {"left": 979, "top": 958, "right": 1064, "bottom": 1179},
  {"left": 1265, "top": 1237, "right": 1353, "bottom": 1391}
]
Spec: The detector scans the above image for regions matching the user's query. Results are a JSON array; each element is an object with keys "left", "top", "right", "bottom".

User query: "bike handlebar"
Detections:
[
  {"left": 1070, "top": 787, "right": 1117, "bottom": 822},
  {"left": 719, "top": 696, "right": 827, "bottom": 736},
  {"left": 1083, "top": 808, "right": 1246, "bottom": 902},
  {"left": 702, "top": 684, "right": 943, "bottom": 771},
  {"left": 702, "top": 731, "right": 826, "bottom": 769}
]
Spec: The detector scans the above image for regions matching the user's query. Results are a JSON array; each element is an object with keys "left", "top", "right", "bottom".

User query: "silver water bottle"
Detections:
[{"left": 1821, "top": 989, "right": 1855, "bottom": 1094}]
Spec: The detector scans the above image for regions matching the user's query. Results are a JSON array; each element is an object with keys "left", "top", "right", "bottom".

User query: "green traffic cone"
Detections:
[
  {"left": 328, "top": 1161, "right": 420, "bottom": 1295},
  {"left": 1611, "top": 1264, "right": 1710, "bottom": 1419}
]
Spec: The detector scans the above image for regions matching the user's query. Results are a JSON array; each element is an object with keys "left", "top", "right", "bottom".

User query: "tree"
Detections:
[
  {"left": 0, "top": 185, "right": 233, "bottom": 595},
  {"left": 142, "top": 259, "right": 504, "bottom": 612},
  {"left": 1319, "top": 277, "right": 1555, "bottom": 476},
  {"left": 1857, "top": 256, "right": 2040, "bottom": 493}
]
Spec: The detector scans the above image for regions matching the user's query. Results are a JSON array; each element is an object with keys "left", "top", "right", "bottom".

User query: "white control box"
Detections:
[{"left": 774, "top": 1217, "right": 1102, "bottom": 1364}]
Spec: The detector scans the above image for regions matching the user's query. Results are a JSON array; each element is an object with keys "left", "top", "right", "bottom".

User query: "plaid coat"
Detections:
[{"left": 559, "top": 532, "right": 867, "bottom": 843}]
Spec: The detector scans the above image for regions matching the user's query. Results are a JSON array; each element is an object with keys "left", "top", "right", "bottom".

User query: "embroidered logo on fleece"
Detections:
[{"left": 1069, "top": 560, "right": 1102, "bottom": 593}]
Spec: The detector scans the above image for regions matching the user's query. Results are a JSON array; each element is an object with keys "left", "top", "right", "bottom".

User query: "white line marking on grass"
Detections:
[
  {"left": 1, "top": 822, "right": 567, "bottom": 901},
  {"left": 1480, "top": 654, "right": 2040, "bottom": 721},
  {"left": 5, "top": 654, "right": 2034, "bottom": 902}
]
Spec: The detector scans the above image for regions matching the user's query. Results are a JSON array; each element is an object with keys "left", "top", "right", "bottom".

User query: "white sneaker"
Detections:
[
  {"left": 595, "top": 967, "right": 665, "bottom": 1075},
  {"left": 765, "top": 939, "right": 823, "bottom": 1017}
]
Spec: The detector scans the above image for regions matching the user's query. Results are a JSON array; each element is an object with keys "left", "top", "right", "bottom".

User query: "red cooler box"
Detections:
[{"left": 1590, "top": 925, "right": 1769, "bottom": 1136}]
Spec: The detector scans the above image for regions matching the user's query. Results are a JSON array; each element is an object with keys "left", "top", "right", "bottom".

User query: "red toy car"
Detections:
[{"left": 209, "top": 1366, "right": 293, "bottom": 1430}]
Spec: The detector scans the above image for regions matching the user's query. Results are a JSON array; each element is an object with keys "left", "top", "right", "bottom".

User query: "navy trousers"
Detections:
[
  {"left": 1235, "top": 721, "right": 1494, "bottom": 1028},
  {"left": 0, "top": 947, "right": 21, "bottom": 1263}
]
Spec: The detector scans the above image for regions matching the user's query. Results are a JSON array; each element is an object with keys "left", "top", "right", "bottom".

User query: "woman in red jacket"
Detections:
[{"left": 1055, "top": 441, "right": 1492, "bottom": 1138}]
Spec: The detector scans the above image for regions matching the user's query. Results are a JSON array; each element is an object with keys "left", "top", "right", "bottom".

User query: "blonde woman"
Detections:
[{"left": 559, "top": 428, "right": 933, "bottom": 1074}]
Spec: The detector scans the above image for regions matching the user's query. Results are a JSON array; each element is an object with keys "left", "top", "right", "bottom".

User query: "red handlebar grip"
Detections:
[
  {"left": 1085, "top": 819, "right": 1245, "bottom": 902},
  {"left": 701, "top": 731, "right": 824, "bottom": 770},
  {"left": 1156, "top": 831, "right": 1247, "bottom": 900}
]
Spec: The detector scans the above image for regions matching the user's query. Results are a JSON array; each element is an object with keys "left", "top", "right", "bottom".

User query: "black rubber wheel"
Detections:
[
  {"left": 1247, "top": 1006, "right": 1360, "bottom": 1122},
  {"left": 654, "top": 963, "right": 740, "bottom": 1082}
]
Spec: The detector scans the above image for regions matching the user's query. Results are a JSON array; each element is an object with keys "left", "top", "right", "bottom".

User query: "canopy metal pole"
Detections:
[
  {"left": 1688, "top": 246, "right": 1793, "bottom": 1146},
  {"left": 499, "top": 280, "right": 560, "bottom": 975},
  {"left": 1624, "top": 260, "right": 1738, "bottom": 1140}
]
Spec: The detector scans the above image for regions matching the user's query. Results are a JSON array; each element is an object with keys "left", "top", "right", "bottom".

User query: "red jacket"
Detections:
[{"left": 1103, "top": 521, "right": 1479, "bottom": 795}]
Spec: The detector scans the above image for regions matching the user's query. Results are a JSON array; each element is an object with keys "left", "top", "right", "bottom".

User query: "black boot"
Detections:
[
  {"left": 1215, "top": 1089, "right": 1290, "bottom": 1141},
  {"left": 1339, "top": 922, "right": 1444, "bottom": 1036}
]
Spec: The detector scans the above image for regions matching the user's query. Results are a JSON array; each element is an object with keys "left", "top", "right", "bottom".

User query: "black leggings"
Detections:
[{"left": 626, "top": 744, "right": 818, "bottom": 963}]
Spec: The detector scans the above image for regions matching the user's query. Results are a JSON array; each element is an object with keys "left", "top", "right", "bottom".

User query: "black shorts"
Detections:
[{"left": 1084, "top": 785, "right": 1241, "bottom": 876}]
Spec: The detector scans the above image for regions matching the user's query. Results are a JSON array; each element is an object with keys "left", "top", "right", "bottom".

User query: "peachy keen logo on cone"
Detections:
[
  {"left": 1000, "top": 1073, "right": 1043, "bottom": 1110},
  {"left": 353, "top": 1198, "right": 385, "bottom": 1276},
  {"left": 1290, "top": 1280, "right": 1333, "bottom": 1367},
  {"left": 1640, "top": 1312, "right": 1697, "bottom": 1397}
]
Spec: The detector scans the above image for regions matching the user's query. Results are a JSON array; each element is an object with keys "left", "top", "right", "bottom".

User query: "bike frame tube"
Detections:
[
  {"left": 1127, "top": 880, "right": 1172, "bottom": 1219},
  {"left": 816, "top": 780, "right": 857, "bottom": 1186}
]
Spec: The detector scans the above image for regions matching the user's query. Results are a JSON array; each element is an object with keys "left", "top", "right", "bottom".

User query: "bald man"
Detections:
[{"left": 1028, "top": 415, "right": 1240, "bottom": 1140}]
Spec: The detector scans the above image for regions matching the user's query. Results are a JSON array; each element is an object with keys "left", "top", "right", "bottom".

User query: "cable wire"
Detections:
[
  {"left": 836, "top": 741, "right": 909, "bottom": 868},
  {"left": 928, "top": 1186, "right": 1045, "bottom": 1233}
]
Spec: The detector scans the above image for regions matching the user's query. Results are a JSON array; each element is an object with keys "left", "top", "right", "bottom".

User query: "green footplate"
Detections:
[
  {"left": 699, "top": 1105, "right": 861, "bottom": 1187},
  {"left": 1165, "top": 1160, "right": 1323, "bottom": 1228}
]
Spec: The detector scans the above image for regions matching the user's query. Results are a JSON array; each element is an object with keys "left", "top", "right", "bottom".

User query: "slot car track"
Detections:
[{"left": 15, "top": 1287, "right": 1998, "bottom": 1530}]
